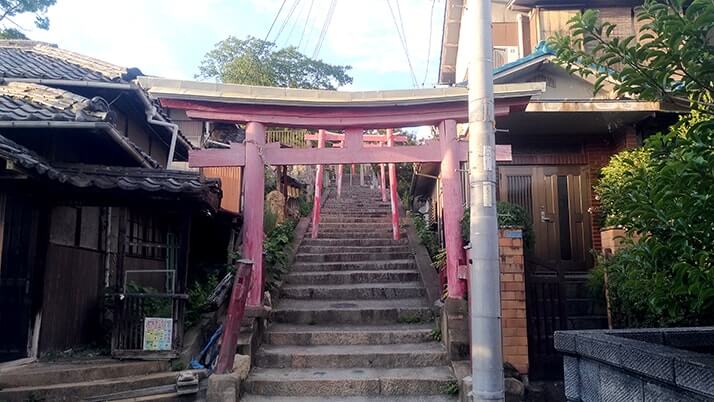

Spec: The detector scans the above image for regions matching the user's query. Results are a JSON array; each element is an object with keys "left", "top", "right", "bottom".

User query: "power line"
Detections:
[
  {"left": 285, "top": 0, "right": 307, "bottom": 47},
  {"left": 298, "top": 0, "right": 315, "bottom": 49},
  {"left": 264, "top": 0, "right": 288, "bottom": 41},
  {"left": 386, "top": 0, "right": 418, "bottom": 86},
  {"left": 313, "top": 0, "right": 337, "bottom": 59},
  {"left": 422, "top": 0, "right": 437, "bottom": 86},
  {"left": 274, "top": 0, "right": 301, "bottom": 44}
]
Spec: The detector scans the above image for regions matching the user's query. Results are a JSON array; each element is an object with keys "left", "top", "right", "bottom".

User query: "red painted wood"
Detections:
[
  {"left": 244, "top": 122, "right": 266, "bottom": 307},
  {"left": 337, "top": 164, "right": 343, "bottom": 198},
  {"left": 344, "top": 128, "right": 363, "bottom": 149},
  {"left": 439, "top": 120, "right": 467, "bottom": 299},
  {"left": 215, "top": 260, "right": 252, "bottom": 374},
  {"left": 311, "top": 129, "right": 326, "bottom": 239},
  {"left": 164, "top": 97, "right": 528, "bottom": 129},
  {"left": 188, "top": 143, "right": 246, "bottom": 167},
  {"left": 306, "top": 133, "right": 408, "bottom": 143},
  {"left": 387, "top": 129, "right": 400, "bottom": 241},
  {"left": 262, "top": 143, "right": 442, "bottom": 165}
]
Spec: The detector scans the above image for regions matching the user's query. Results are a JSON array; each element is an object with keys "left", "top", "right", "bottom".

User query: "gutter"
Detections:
[
  {"left": 0, "top": 121, "right": 154, "bottom": 168},
  {"left": 2, "top": 77, "right": 190, "bottom": 166}
]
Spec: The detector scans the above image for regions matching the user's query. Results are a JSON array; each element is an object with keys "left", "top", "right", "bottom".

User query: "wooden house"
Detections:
[
  {"left": 414, "top": 0, "right": 680, "bottom": 379},
  {"left": 0, "top": 41, "right": 232, "bottom": 363}
]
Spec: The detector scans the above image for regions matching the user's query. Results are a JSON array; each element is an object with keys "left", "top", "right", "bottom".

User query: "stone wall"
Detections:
[{"left": 555, "top": 327, "right": 714, "bottom": 402}]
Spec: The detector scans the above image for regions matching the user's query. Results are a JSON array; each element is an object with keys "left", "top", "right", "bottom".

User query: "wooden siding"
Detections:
[
  {"left": 40, "top": 244, "right": 103, "bottom": 353},
  {"left": 203, "top": 167, "right": 242, "bottom": 214},
  {"left": 493, "top": 22, "right": 520, "bottom": 47}
]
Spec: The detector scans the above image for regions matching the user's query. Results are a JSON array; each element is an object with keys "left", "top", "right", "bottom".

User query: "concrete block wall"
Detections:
[
  {"left": 555, "top": 328, "right": 714, "bottom": 402},
  {"left": 499, "top": 228, "right": 529, "bottom": 374}
]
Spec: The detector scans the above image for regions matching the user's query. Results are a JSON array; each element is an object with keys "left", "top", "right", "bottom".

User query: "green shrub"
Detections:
[
  {"left": 264, "top": 219, "right": 298, "bottom": 292},
  {"left": 461, "top": 202, "right": 534, "bottom": 248},
  {"left": 591, "top": 116, "right": 714, "bottom": 328},
  {"left": 413, "top": 214, "right": 439, "bottom": 257},
  {"left": 298, "top": 194, "right": 312, "bottom": 217}
]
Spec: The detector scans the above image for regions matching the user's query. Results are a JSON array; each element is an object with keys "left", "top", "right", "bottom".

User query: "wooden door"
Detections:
[
  {"left": 499, "top": 166, "right": 606, "bottom": 379},
  {"left": 0, "top": 195, "right": 39, "bottom": 362}
]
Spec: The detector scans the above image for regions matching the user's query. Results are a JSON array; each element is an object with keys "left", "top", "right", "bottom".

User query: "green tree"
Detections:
[
  {"left": 197, "top": 36, "right": 352, "bottom": 90},
  {"left": 550, "top": 0, "right": 714, "bottom": 327},
  {"left": 0, "top": 0, "right": 57, "bottom": 38}
]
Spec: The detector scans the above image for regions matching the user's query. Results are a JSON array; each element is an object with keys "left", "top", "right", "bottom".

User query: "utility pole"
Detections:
[{"left": 468, "top": 1, "right": 504, "bottom": 401}]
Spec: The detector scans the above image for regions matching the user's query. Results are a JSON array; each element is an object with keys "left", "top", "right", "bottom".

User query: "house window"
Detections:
[
  {"left": 49, "top": 206, "right": 101, "bottom": 250},
  {"left": 126, "top": 210, "right": 173, "bottom": 260}
]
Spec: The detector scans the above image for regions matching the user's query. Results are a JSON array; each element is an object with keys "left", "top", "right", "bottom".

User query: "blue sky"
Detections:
[{"left": 11, "top": 0, "right": 445, "bottom": 91}]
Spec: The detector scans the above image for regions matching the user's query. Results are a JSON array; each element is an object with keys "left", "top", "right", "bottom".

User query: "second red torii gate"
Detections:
[{"left": 138, "top": 78, "right": 542, "bottom": 308}]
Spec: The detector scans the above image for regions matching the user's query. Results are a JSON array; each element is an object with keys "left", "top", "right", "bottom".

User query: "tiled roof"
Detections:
[
  {"left": 0, "top": 41, "right": 131, "bottom": 82},
  {"left": 0, "top": 81, "right": 110, "bottom": 121},
  {"left": 0, "top": 133, "right": 220, "bottom": 205}
]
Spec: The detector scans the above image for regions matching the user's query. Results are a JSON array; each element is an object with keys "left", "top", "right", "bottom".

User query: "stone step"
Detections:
[
  {"left": 291, "top": 260, "right": 415, "bottom": 273},
  {"left": 294, "top": 252, "right": 413, "bottom": 263},
  {"left": 265, "top": 323, "right": 435, "bottom": 346},
  {"left": 256, "top": 343, "right": 448, "bottom": 369},
  {"left": 319, "top": 212, "right": 391, "bottom": 217},
  {"left": 243, "top": 366, "right": 456, "bottom": 397},
  {"left": 285, "top": 269, "right": 419, "bottom": 284},
  {"left": 301, "top": 238, "right": 408, "bottom": 247},
  {"left": 317, "top": 231, "right": 404, "bottom": 239},
  {"left": 310, "top": 222, "right": 394, "bottom": 229},
  {"left": 280, "top": 282, "right": 425, "bottom": 299},
  {"left": 272, "top": 298, "right": 433, "bottom": 325},
  {"left": 319, "top": 217, "right": 390, "bottom": 223},
  {"left": 0, "top": 370, "right": 205, "bottom": 401},
  {"left": 241, "top": 395, "right": 457, "bottom": 402},
  {"left": 310, "top": 228, "right": 395, "bottom": 235},
  {"left": 0, "top": 360, "right": 169, "bottom": 389},
  {"left": 298, "top": 245, "right": 411, "bottom": 254}
]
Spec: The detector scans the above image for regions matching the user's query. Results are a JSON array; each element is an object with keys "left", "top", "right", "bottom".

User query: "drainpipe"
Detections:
[
  {"left": 469, "top": 0, "right": 504, "bottom": 401},
  {"left": 134, "top": 87, "right": 180, "bottom": 168}
]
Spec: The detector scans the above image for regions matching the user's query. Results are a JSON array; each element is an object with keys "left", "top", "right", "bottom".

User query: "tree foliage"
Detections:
[
  {"left": 0, "top": 0, "right": 56, "bottom": 38},
  {"left": 551, "top": 0, "right": 714, "bottom": 327},
  {"left": 549, "top": 0, "right": 714, "bottom": 116},
  {"left": 197, "top": 36, "right": 352, "bottom": 90}
]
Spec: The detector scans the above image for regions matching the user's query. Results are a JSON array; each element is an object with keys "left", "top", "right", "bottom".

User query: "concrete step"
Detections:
[
  {"left": 290, "top": 260, "right": 416, "bottom": 273},
  {"left": 243, "top": 366, "right": 456, "bottom": 397},
  {"left": 281, "top": 282, "right": 425, "bottom": 299},
  {"left": 301, "top": 238, "right": 408, "bottom": 247},
  {"left": 294, "top": 252, "right": 413, "bottom": 263},
  {"left": 319, "top": 212, "right": 391, "bottom": 217},
  {"left": 284, "top": 269, "right": 419, "bottom": 284},
  {"left": 0, "top": 360, "right": 169, "bottom": 388},
  {"left": 310, "top": 222, "right": 394, "bottom": 230},
  {"left": 240, "top": 395, "right": 457, "bottom": 402},
  {"left": 0, "top": 370, "right": 204, "bottom": 401},
  {"left": 265, "top": 323, "right": 435, "bottom": 346},
  {"left": 298, "top": 245, "right": 410, "bottom": 254},
  {"left": 256, "top": 343, "right": 448, "bottom": 369},
  {"left": 317, "top": 231, "right": 404, "bottom": 239},
  {"left": 319, "top": 217, "right": 390, "bottom": 223},
  {"left": 272, "top": 298, "right": 433, "bottom": 325}
]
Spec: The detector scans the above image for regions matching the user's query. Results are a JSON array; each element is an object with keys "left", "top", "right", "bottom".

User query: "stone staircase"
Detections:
[{"left": 242, "top": 184, "right": 458, "bottom": 401}]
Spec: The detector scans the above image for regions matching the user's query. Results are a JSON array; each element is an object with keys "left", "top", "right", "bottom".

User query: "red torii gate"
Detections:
[
  {"left": 140, "top": 78, "right": 541, "bottom": 310},
  {"left": 304, "top": 130, "right": 408, "bottom": 239}
]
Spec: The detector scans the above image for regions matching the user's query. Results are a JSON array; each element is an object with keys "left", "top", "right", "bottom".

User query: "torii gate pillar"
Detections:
[
  {"left": 439, "top": 119, "right": 467, "bottom": 299},
  {"left": 244, "top": 122, "right": 266, "bottom": 307}
]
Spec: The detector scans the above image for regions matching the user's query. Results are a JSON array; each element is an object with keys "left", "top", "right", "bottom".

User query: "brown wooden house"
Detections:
[
  {"left": 0, "top": 41, "right": 230, "bottom": 363},
  {"left": 413, "top": 0, "right": 680, "bottom": 380}
]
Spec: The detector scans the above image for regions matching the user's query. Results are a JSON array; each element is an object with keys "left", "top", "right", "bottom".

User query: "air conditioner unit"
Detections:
[{"left": 493, "top": 46, "right": 520, "bottom": 69}]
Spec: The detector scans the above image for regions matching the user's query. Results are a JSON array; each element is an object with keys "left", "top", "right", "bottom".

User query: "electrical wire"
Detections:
[
  {"left": 297, "top": 0, "right": 315, "bottom": 49},
  {"left": 422, "top": 0, "right": 437, "bottom": 86},
  {"left": 312, "top": 0, "right": 337, "bottom": 59},
  {"left": 386, "top": 0, "right": 418, "bottom": 86},
  {"left": 285, "top": 0, "right": 307, "bottom": 47},
  {"left": 274, "top": 0, "right": 301, "bottom": 44},
  {"left": 264, "top": 0, "right": 288, "bottom": 41}
]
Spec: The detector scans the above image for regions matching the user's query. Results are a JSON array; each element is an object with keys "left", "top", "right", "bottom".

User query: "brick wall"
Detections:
[{"left": 499, "top": 228, "right": 528, "bottom": 374}]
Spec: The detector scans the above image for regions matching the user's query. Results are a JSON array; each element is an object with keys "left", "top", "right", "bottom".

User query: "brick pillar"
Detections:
[{"left": 499, "top": 228, "right": 528, "bottom": 374}]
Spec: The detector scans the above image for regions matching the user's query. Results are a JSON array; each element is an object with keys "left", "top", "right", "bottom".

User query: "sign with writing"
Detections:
[
  {"left": 143, "top": 317, "right": 173, "bottom": 351},
  {"left": 496, "top": 145, "right": 513, "bottom": 162}
]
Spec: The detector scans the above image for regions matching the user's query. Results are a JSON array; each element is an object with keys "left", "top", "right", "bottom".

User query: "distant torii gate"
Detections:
[
  {"left": 304, "top": 130, "right": 408, "bottom": 239},
  {"left": 154, "top": 82, "right": 538, "bottom": 308}
]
